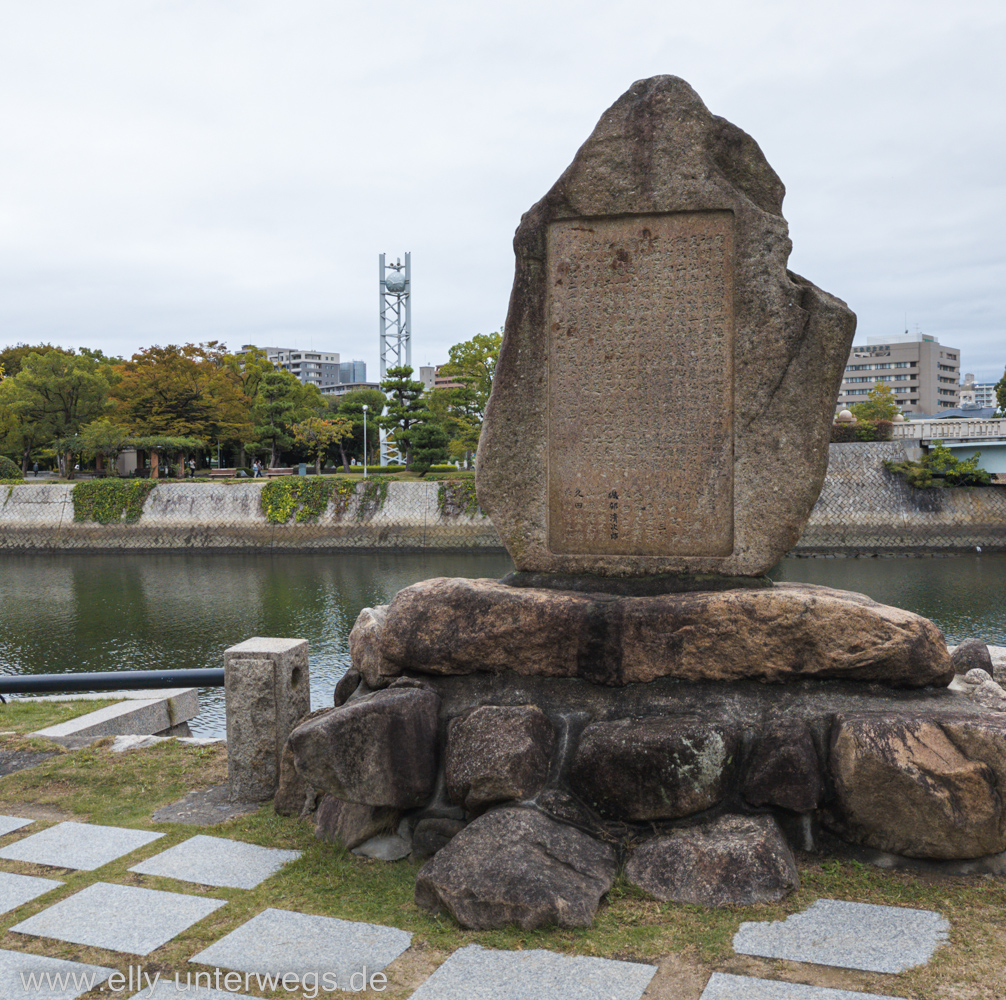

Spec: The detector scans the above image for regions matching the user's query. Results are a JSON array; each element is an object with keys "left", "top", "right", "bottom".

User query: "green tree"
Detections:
[
  {"left": 251, "top": 371, "right": 323, "bottom": 467},
  {"left": 995, "top": 367, "right": 1006, "bottom": 416},
  {"left": 0, "top": 349, "right": 112, "bottom": 478},
  {"left": 435, "top": 330, "right": 502, "bottom": 466},
  {"left": 80, "top": 419, "right": 132, "bottom": 476},
  {"left": 292, "top": 416, "right": 353, "bottom": 475},
  {"left": 850, "top": 382, "right": 900, "bottom": 422},
  {"left": 408, "top": 422, "right": 451, "bottom": 476},
  {"left": 332, "top": 388, "right": 385, "bottom": 471},
  {"left": 379, "top": 365, "right": 428, "bottom": 468}
]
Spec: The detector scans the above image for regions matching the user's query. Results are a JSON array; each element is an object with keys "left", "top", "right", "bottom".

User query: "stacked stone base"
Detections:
[{"left": 283, "top": 578, "right": 1006, "bottom": 930}]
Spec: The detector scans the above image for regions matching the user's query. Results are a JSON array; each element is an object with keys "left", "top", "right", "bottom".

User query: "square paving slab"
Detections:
[
  {"left": 190, "top": 907, "right": 412, "bottom": 989},
  {"left": 733, "top": 898, "right": 949, "bottom": 974},
  {"left": 0, "top": 870, "right": 62, "bottom": 914},
  {"left": 0, "top": 946, "right": 115, "bottom": 1000},
  {"left": 0, "top": 814, "right": 33, "bottom": 837},
  {"left": 129, "top": 834, "right": 301, "bottom": 889},
  {"left": 700, "top": 973, "right": 914, "bottom": 999},
  {"left": 129, "top": 983, "right": 263, "bottom": 1000},
  {"left": 0, "top": 821, "right": 163, "bottom": 870},
  {"left": 11, "top": 881, "right": 226, "bottom": 955},
  {"left": 407, "top": 944, "right": 658, "bottom": 1000}
]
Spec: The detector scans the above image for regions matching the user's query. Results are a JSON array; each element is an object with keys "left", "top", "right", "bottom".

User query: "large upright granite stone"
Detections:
[
  {"left": 354, "top": 578, "right": 952, "bottom": 689},
  {"left": 476, "top": 74, "right": 856, "bottom": 579}
]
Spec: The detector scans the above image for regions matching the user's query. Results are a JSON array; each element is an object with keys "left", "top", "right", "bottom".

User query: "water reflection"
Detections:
[
  {"left": 1, "top": 551, "right": 1002, "bottom": 736},
  {"left": 0, "top": 551, "right": 514, "bottom": 736}
]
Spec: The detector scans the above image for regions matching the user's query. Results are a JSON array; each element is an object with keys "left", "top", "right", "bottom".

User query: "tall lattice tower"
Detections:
[{"left": 379, "top": 252, "right": 411, "bottom": 465}]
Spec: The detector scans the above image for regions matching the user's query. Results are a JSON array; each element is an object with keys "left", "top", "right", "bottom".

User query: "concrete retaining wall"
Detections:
[
  {"left": 0, "top": 481, "right": 502, "bottom": 552},
  {"left": 2, "top": 447, "right": 1004, "bottom": 553}
]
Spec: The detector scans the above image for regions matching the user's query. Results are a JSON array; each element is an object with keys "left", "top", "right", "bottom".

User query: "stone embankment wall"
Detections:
[
  {"left": 0, "top": 481, "right": 502, "bottom": 552},
  {"left": 797, "top": 441, "right": 1006, "bottom": 553},
  {"left": 0, "top": 443, "right": 1003, "bottom": 553}
]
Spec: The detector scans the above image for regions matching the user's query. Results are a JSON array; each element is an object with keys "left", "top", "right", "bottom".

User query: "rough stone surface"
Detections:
[
  {"left": 476, "top": 74, "right": 856, "bottom": 579},
  {"left": 274, "top": 707, "right": 332, "bottom": 817},
  {"left": 333, "top": 668, "right": 361, "bottom": 706},
  {"left": 569, "top": 716, "right": 737, "bottom": 820},
  {"left": 969, "top": 678, "right": 1006, "bottom": 712},
  {"left": 0, "top": 815, "right": 33, "bottom": 837},
  {"left": 151, "top": 784, "right": 259, "bottom": 826},
  {"left": 743, "top": 722, "right": 823, "bottom": 812},
  {"left": 288, "top": 683, "right": 440, "bottom": 808},
  {"left": 408, "top": 944, "right": 657, "bottom": 1000},
  {"left": 0, "top": 948, "right": 115, "bottom": 1000},
  {"left": 225, "top": 637, "right": 310, "bottom": 802},
  {"left": 951, "top": 638, "right": 994, "bottom": 675},
  {"left": 412, "top": 818, "right": 467, "bottom": 859},
  {"left": 446, "top": 705, "right": 555, "bottom": 812},
  {"left": 732, "top": 898, "right": 949, "bottom": 973},
  {"left": 625, "top": 814, "right": 798, "bottom": 907},
  {"left": 359, "top": 578, "right": 952, "bottom": 689},
  {"left": 0, "top": 871, "right": 62, "bottom": 915},
  {"left": 314, "top": 794, "right": 398, "bottom": 850},
  {"left": 827, "top": 713, "right": 1006, "bottom": 858},
  {"left": 415, "top": 806, "right": 616, "bottom": 929}
]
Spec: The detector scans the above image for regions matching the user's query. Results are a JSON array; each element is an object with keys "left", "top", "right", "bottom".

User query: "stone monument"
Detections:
[{"left": 285, "top": 76, "right": 1006, "bottom": 929}]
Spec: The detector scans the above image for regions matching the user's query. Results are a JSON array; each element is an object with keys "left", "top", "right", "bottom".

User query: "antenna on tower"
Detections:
[{"left": 378, "top": 252, "right": 412, "bottom": 466}]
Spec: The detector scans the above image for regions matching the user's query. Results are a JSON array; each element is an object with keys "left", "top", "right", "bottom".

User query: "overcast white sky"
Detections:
[{"left": 2, "top": 0, "right": 1004, "bottom": 382}]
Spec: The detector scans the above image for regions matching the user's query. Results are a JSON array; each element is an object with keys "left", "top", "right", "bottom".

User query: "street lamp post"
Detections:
[{"left": 362, "top": 405, "right": 368, "bottom": 479}]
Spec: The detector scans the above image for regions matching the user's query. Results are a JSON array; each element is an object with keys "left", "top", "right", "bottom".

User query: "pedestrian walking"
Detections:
[
  {"left": 32, "top": 462, "right": 38, "bottom": 477},
  {"left": 187, "top": 458, "right": 196, "bottom": 479}
]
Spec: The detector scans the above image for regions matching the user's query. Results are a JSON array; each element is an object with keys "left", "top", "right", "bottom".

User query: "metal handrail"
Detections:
[{"left": 0, "top": 668, "right": 224, "bottom": 697}]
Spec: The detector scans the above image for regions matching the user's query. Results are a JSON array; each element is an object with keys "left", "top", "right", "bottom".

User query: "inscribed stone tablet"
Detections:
[{"left": 547, "top": 212, "right": 733, "bottom": 556}]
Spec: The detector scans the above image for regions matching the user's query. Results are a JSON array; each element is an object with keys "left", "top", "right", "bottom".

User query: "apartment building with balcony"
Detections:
[{"left": 835, "top": 332, "right": 960, "bottom": 415}]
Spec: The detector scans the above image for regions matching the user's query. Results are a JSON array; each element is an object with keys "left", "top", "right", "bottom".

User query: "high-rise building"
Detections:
[
  {"left": 835, "top": 333, "right": 960, "bottom": 415},
  {"left": 339, "top": 360, "right": 367, "bottom": 384},
  {"left": 266, "top": 348, "right": 342, "bottom": 389}
]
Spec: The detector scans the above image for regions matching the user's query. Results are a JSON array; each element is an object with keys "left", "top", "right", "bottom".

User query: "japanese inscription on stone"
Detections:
[{"left": 547, "top": 211, "right": 735, "bottom": 556}]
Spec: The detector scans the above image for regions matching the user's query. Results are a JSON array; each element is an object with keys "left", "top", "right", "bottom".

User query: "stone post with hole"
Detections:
[{"left": 224, "top": 637, "right": 310, "bottom": 802}]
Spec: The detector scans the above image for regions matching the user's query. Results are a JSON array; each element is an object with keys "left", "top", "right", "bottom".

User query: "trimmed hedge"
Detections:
[
  {"left": 831, "top": 419, "right": 894, "bottom": 443},
  {"left": 0, "top": 457, "right": 23, "bottom": 480}
]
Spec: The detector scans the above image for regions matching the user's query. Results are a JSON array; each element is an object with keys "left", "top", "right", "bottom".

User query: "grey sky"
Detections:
[{"left": 2, "top": 0, "right": 1004, "bottom": 381}]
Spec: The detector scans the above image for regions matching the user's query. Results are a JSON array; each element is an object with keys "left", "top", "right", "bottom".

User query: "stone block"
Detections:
[
  {"left": 415, "top": 806, "right": 616, "bottom": 930},
  {"left": 408, "top": 944, "right": 657, "bottom": 1000},
  {"left": 625, "top": 814, "right": 798, "bottom": 907},
  {"left": 951, "top": 637, "right": 994, "bottom": 675},
  {"left": 225, "top": 637, "right": 310, "bottom": 802},
  {"left": 128, "top": 834, "right": 301, "bottom": 889},
  {"left": 32, "top": 689, "right": 200, "bottom": 744},
  {"left": 0, "top": 948, "right": 115, "bottom": 1000},
  {"left": 365, "top": 578, "right": 952, "bottom": 688},
  {"left": 700, "top": 973, "right": 908, "bottom": 999},
  {"left": 732, "top": 898, "right": 949, "bottom": 973},
  {"left": 743, "top": 723, "right": 823, "bottom": 812},
  {"left": 828, "top": 713, "right": 1006, "bottom": 858},
  {"left": 412, "top": 818, "right": 466, "bottom": 859},
  {"left": 0, "top": 821, "right": 163, "bottom": 870},
  {"left": 569, "top": 716, "right": 737, "bottom": 821},
  {"left": 274, "top": 707, "right": 332, "bottom": 817},
  {"left": 314, "top": 794, "right": 398, "bottom": 850},
  {"left": 189, "top": 907, "right": 412, "bottom": 986},
  {"left": 11, "top": 881, "right": 226, "bottom": 955},
  {"left": 289, "top": 683, "right": 439, "bottom": 808},
  {"left": 0, "top": 871, "right": 62, "bottom": 915},
  {"left": 446, "top": 705, "right": 554, "bottom": 812}
]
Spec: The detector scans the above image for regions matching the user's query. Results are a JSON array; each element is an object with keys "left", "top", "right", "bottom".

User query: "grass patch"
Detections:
[
  {"left": 0, "top": 738, "right": 1002, "bottom": 999},
  {"left": 0, "top": 699, "right": 120, "bottom": 735}
]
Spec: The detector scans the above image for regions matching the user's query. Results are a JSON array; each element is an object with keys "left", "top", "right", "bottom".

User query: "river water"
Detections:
[{"left": 1, "top": 551, "right": 1003, "bottom": 736}]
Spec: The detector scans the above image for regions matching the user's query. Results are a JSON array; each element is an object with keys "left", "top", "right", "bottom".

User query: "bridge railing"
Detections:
[{"left": 892, "top": 419, "right": 1006, "bottom": 441}]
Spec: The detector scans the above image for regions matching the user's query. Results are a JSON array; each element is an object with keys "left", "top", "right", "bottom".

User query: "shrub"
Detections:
[
  {"left": 72, "top": 480, "right": 157, "bottom": 523},
  {"left": 831, "top": 419, "right": 893, "bottom": 443},
  {"left": 885, "top": 442, "right": 991, "bottom": 489},
  {"left": 0, "top": 456, "right": 23, "bottom": 480}
]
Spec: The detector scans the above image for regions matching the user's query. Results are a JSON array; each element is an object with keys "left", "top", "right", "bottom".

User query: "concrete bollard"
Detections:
[{"left": 224, "top": 637, "right": 310, "bottom": 802}]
